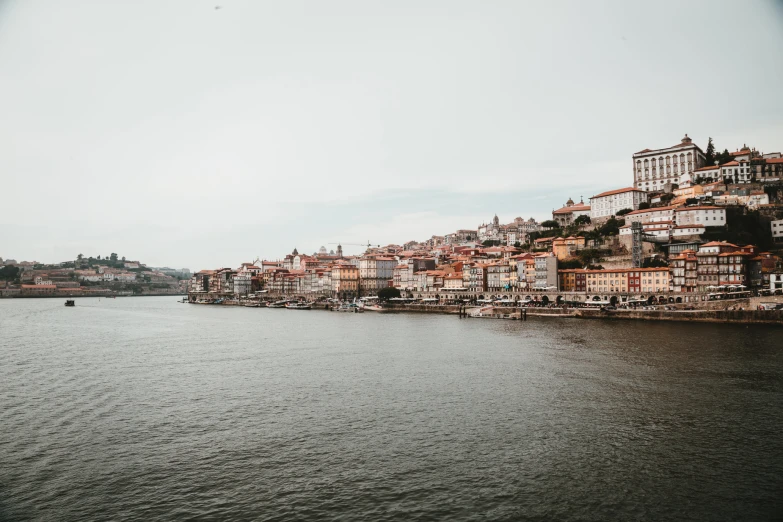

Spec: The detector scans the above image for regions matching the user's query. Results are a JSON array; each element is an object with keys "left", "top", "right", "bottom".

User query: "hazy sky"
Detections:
[{"left": 2, "top": 0, "right": 782, "bottom": 269}]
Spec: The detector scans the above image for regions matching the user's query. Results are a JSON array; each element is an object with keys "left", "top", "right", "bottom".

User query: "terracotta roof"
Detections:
[
  {"left": 694, "top": 165, "right": 720, "bottom": 172},
  {"left": 700, "top": 241, "right": 738, "bottom": 248},
  {"left": 591, "top": 187, "right": 644, "bottom": 199},
  {"left": 674, "top": 205, "right": 722, "bottom": 211},
  {"left": 721, "top": 161, "right": 739, "bottom": 166}
]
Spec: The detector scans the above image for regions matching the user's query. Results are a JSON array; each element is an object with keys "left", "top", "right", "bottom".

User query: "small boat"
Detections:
[
  {"left": 65, "top": 300, "right": 75, "bottom": 307},
  {"left": 285, "top": 302, "right": 312, "bottom": 310},
  {"left": 362, "top": 304, "right": 384, "bottom": 312},
  {"left": 267, "top": 300, "right": 288, "bottom": 308},
  {"left": 336, "top": 303, "right": 364, "bottom": 313}
]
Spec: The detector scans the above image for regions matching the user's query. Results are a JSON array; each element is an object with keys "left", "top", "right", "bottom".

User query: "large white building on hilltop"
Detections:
[
  {"left": 633, "top": 135, "right": 706, "bottom": 191},
  {"left": 589, "top": 187, "right": 647, "bottom": 220}
]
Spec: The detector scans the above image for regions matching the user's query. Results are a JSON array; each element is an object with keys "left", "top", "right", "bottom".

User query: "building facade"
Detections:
[{"left": 633, "top": 134, "right": 706, "bottom": 191}]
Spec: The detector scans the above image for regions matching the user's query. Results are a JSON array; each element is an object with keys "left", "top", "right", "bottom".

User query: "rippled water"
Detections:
[{"left": 1, "top": 297, "right": 782, "bottom": 521}]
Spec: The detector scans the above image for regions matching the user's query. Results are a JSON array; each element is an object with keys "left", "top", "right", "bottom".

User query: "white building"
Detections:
[
  {"left": 589, "top": 187, "right": 647, "bottom": 220},
  {"left": 772, "top": 219, "right": 783, "bottom": 243},
  {"left": 674, "top": 206, "right": 726, "bottom": 227},
  {"left": 633, "top": 134, "right": 706, "bottom": 191},
  {"left": 623, "top": 206, "right": 675, "bottom": 225}
]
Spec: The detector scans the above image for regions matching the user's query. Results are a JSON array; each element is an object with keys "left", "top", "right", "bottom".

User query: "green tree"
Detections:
[
  {"left": 541, "top": 220, "right": 559, "bottom": 229},
  {"left": 513, "top": 241, "right": 521, "bottom": 248},
  {"left": 616, "top": 208, "right": 633, "bottom": 216},
  {"left": 638, "top": 202, "right": 651, "bottom": 210},
  {"left": 559, "top": 258, "right": 582, "bottom": 269},
  {"left": 77, "top": 253, "right": 83, "bottom": 261},
  {"left": 716, "top": 149, "right": 733, "bottom": 165},
  {"left": 574, "top": 214, "right": 591, "bottom": 226},
  {"left": 598, "top": 217, "right": 623, "bottom": 236},
  {"left": 704, "top": 137, "right": 715, "bottom": 166},
  {"left": 110, "top": 253, "right": 118, "bottom": 262},
  {"left": 377, "top": 287, "right": 401, "bottom": 300},
  {"left": 0, "top": 265, "right": 20, "bottom": 281}
]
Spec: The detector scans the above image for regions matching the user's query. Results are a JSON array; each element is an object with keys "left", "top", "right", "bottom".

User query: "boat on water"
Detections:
[
  {"left": 64, "top": 299, "right": 75, "bottom": 307},
  {"left": 336, "top": 302, "right": 364, "bottom": 313},
  {"left": 267, "top": 300, "right": 288, "bottom": 308},
  {"left": 285, "top": 302, "right": 312, "bottom": 310},
  {"left": 362, "top": 304, "right": 385, "bottom": 312}
]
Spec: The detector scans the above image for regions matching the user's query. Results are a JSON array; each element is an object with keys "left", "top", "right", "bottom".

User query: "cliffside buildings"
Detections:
[{"left": 633, "top": 135, "right": 706, "bottom": 191}]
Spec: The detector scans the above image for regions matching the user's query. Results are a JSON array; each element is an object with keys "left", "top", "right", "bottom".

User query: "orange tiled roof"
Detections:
[{"left": 591, "top": 187, "right": 644, "bottom": 199}]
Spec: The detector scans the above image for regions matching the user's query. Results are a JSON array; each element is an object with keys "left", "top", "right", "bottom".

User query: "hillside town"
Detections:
[
  {"left": 188, "top": 136, "right": 783, "bottom": 307},
  {"left": 0, "top": 254, "right": 189, "bottom": 298}
]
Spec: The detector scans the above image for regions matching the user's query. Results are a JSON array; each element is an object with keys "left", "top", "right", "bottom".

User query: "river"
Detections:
[{"left": 1, "top": 297, "right": 781, "bottom": 521}]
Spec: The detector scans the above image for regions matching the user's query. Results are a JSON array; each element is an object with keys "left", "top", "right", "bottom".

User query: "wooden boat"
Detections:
[{"left": 65, "top": 300, "right": 75, "bottom": 307}]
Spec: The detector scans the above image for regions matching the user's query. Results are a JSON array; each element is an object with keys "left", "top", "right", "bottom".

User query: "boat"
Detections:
[
  {"left": 285, "top": 302, "right": 312, "bottom": 310},
  {"left": 267, "top": 300, "right": 288, "bottom": 308},
  {"left": 336, "top": 302, "right": 364, "bottom": 313},
  {"left": 362, "top": 304, "right": 385, "bottom": 312},
  {"left": 64, "top": 299, "right": 75, "bottom": 307}
]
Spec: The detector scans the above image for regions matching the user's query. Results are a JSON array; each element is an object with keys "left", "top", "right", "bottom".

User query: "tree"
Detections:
[
  {"left": 0, "top": 265, "right": 20, "bottom": 281},
  {"left": 574, "top": 214, "right": 591, "bottom": 226},
  {"left": 616, "top": 208, "right": 633, "bottom": 217},
  {"left": 660, "top": 193, "right": 675, "bottom": 204},
  {"left": 482, "top": 239, "right": 501, "bottom": 247},
  {"left": 704, "top": 137, "right": 715, "bottom": 166},
  {"left": 643, "top": 257, "right": 669, "bottom": 268},
  {"left": 638, "top": 202, "right": 650, "bottom": 210},
  {"left": 716, "top": 148, "right": 733, "bottom": 165},
  {"left": 110, "top": 253, "right": 118, "bottom": 262},
  {"left": 377, "top": 287, "right": 401, "bottom": 300},
  {"left": 77, "top": 253, "right": 83, "bottom": 261},
  {"left": 599, "top": 217, "right": 622, "bottom": 236},
  {"left": 513, "top": 241, "right": 521, "bottom": 248},
  {"left": 97, "top": 255, "right": 101, "bottom": 260},
  {"left": 559, "top": 258, "right": 582, "bottom": 269},
  {"left": 541, "top": 220, "right": 559, "bottom": 229}
]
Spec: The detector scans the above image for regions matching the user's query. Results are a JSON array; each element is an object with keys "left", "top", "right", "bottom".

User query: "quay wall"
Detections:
[{"left": 575, "top": 308, "right": 783, "bottom": 326}]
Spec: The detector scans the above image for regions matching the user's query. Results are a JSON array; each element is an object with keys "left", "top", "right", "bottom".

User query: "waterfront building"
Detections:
[
  {"left": 589, "top": 187, "right": 647, "bottom": 220},
  {"left": 534, "top": 253, "right": 558, "bottom": 290},
  {"left": 695, "top": 241, "right": 739, "bottom": 292},
  {"left": 558, "top": 269, "right": 586, "bottom": 293},
  {"left": 331, "top": 264, "right": 359, "bottom": 299},
  {"left": 670, "top": 250, "right": 699, "bottom": 293},
  {"left": 467, "top": 263, "right": 488, "bottom": 293},
  {"left": 582, "top": 268, "right": 670, "bottom": 295},
  {"left": 552, "top": 198, "right": 591, "bottom": 227},
  {"left": 633, "top": 134, "right": 706, "bottom": 191},
  {"left": 486, "top": 262, "right": 513, "bottom": 291},
  {"left": 444, "top": 272, "right": 464, "bottom": 290}
]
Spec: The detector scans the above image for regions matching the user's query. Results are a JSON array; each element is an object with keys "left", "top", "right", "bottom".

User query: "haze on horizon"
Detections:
[{"left": 1, "top": 0, "right": 782, "bottom": 269}]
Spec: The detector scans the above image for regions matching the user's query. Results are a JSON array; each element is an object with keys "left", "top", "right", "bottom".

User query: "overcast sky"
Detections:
[{"left": 1, "top": 0, "right": 782, "bottom": 269}]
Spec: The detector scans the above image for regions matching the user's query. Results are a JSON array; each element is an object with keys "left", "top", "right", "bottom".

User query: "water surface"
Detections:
[{"left": 1, "top": 297, "right": 781, "bottom": 520}]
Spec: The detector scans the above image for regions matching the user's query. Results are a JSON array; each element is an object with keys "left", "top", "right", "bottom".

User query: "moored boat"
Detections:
[
  {"left": 267, "top": 300, "right": 287, "bottom": 308},
  {"left": 64, "top": 299, "right": 75, "bottom": 307},
  {"left": 285, "top": 302, "right": 311, "bottom": 310}
]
